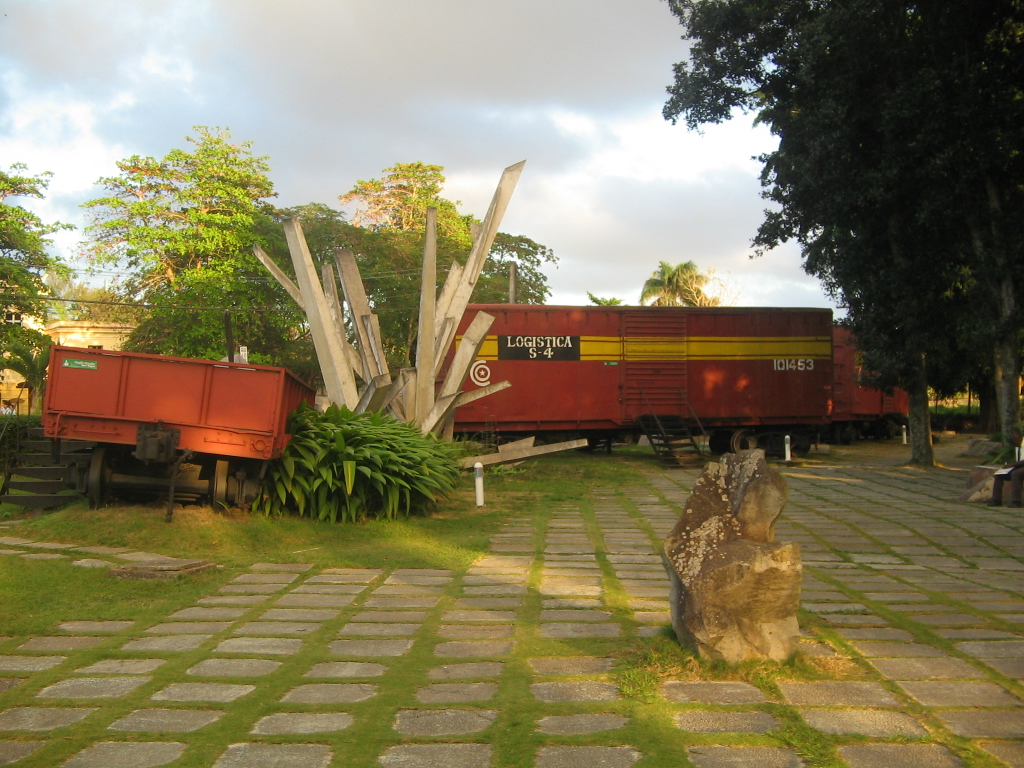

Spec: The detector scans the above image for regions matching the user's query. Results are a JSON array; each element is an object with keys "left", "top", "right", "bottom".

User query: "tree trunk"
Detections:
[
  {"left": 907, "top": 351, "right": 934, "bottom": 465},
  {"left": 977, "top": 379, "right": 1000, "bottom": 434},
  {"left": 993, "top": 272, "right": 1020, "bottom": 444}
]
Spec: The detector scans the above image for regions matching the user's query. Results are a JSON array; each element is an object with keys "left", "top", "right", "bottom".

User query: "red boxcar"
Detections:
[
  {"left": 451, "top": 305, "right": 834, "bottom": 453},
  {"left": 831, "top": 327, "right": 909, "bottom": 440},
  {"left": 44, "top": 346, "right": 314, "bottom": 461}
]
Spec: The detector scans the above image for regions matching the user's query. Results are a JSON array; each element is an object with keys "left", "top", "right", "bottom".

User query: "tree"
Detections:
[
  {"left": 663, "top": 0, "right": 1024, "bottom": 462},
  {"left": 640, "top": 261, "right": 719, "bottom": 307},
  {"left": 587, "top": 292, "right": 624, "bottom": 306},
  {"left": 0, "top": 164, "right": 69, "bottom": 350},
  {"left": 2, "top": 342, "right": 50, "bottom": 414},
  {"left": 80, "top": 128, "right": 311, "bottom": 372},
  {"left": 337, "top": 163, "right": 556, "bottom": 365},
  {"left": 83, "top": 126, "right": 276, "bottom": 291}
]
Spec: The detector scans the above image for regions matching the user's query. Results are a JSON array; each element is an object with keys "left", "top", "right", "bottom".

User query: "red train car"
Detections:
[
  {"left": 43, "top": 346, "right": 315, "bottom": 507},
  {"left": 830, "top": 327, "right": 909, "bottom": 441},
  {"left": 451, "top": 305, "right": 834, "bottom": 455}
]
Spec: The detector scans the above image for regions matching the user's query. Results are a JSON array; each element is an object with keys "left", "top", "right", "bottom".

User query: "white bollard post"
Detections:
[
  {"left": 474, "top": 462, "right": 485, "bottom": 507},
  {"left": 784, "top": 434, "right": 792, "bottom": 462},
  {"left": 902, "top": 425, "right": 908, "bottom": 445}
]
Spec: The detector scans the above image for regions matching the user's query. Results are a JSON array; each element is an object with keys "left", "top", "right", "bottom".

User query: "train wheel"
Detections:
[
  {"left": 85, "top": 447, "right": 108, "bottom": 509},
  {"left": 212, "top": 460, "right": 230, "bottom": 508},
  {"left": 729, "top": 429, "right": 758, "bottom": 453}
]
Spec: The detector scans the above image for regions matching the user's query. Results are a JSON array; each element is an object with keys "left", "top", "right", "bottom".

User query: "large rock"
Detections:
[{"left": 662, "top": 449, "right": 801, "bottom": 663}]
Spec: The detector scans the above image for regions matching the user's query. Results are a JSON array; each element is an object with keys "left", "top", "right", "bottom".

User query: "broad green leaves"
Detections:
[{"left": 253, "top": 404, "right": 461, "bottom": 523}]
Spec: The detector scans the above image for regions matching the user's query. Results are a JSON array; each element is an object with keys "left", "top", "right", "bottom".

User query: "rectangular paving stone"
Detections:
[
  {"left": 215, "top": 637, "right": 302, "bottom": 655},
  {"left": 305, "top": 661, "right": 387, "bottom": 678},
  {"left": 416, "top": 683, "right": 498, "bottom": 703},
  {"left": 957, "top": 640, "right": 1024, "bottom": 657},
  {"left": 364, "top": 596, "right": 439, "bottom": 609},
  {"left": 250, "top": 563, "right": 312, "bottom": 572},
  {"left": 213, "top": 743, "right": 332, "bottom": 768},
  {"left": 688, "top": 746, "right": 803, "bottom": 767},
  {"left": 539, "top": 623, "right": 621, "bottom": 638},
  {"left": 674, "top": 711, "right": 779, "bottom": 733},
  {"left": 0, "top": 655, "right": 65, "bottom": 671},
  {"left": 282, "top": 683, "right": 377, "bottom": 703},
  {"left": 837, "top": 628, "right": 914, "bottom": 641},
  {"left": 230, "top": 573, "right": 298, "bottom": 584},
  {"left": 372, "top": 585, "right": 444, "bottom": 596},
  {"left": 528, "top": 657, "right": 614, "bottom": 675},
  {"left": 438, "top": 625, "right": 513, "bottom": 640},
  {"left": 252, "top": 712, "right": 353, "bottom": 734},
  {"left": 123, "top": 635, "right": 210, "bottom": 652},
  {"left": 837, "top": 744, "right": 961, "bottom": 768},
  {"left": 532, "top": 681, "right": 619, "bottom": 702},
  {"left": 852, "top": 642, "right": 948, "bottom": 658},
  {"left": 58, "top": 621, "right": 134, "bottom": 634},
  {"left": 198, "top": 595, "right": 268, "bottom": 606},
  {"left": 152, "top": 683, "right": 254, "bottom": 702},
  {"left": 322, "top": 568, "right": 382, "bottom": 578},
  {"left": 292, "top": 584, "right": 364, "bottom": 594},
  {"left": 899, "top": 680, "right": 1022, "bottom": 707},
  {"left": 983, "top": 658, "right": 1024, "bottom": 678},
  {"left": 778, "top": 681, "right": 900, "bottom": 707},
  {"left": 167, "top": 607, "right": 246, "bottom": 621},
  {"left": 37, "top": 676, "right": 148, "bottom": 699},
  {"left": 0, "top": 707, "right": 96, "bottom": 731},
  {"left": 462, "top": 585, "right": 527, "bottom": 595},
  {"left": 394, "top": 709, "right": 497, "bottom": 735},
  {"left": 19, "top": 637, "right": 104, "bottom": 651},
  {"left": 0, "top": 742, "right": 43, "bottom": 763},
  {"left": 274, "top": 594, "right": 354, "bottom": 608},
  {"left": 799, "top": 709, "right": 927, "bottom": 736},
  {"left": 108, "top": 708, "right": 223, "bottom": 732},
  {"left": 869, "top": 657, "right": 983, "bottom": 679},
  {"left": 63, "top": 741, "right": 187, "bottom": 767},
  {"left": 187, "top": 658, "right": 281, "bottom": 677},
  {"left": 662, "top": 681, "right": 766, "bottom": 704},
  {"left": 218, "top": 584, "right": 282, "bottom": 594},
  {"left": 540, "top": 610, "right": 613, "bottom": 622},
  {"left": 233, "top": 622, "right": 320, "bottom": 635},
  {"left": 443, "top": 610, "right": 516, "bottom": 622},
  {"left": 329, "top": 639, "right": 413, "bottom": 657},
  {"left": 379, "top": 744, "right": 489, "bottom": 768},
  {"left": 259, "top": 608, "right": 338, "bottom": 622},
  {"left": 428, "top": 662, "right": 504, "bottom": 680},
  {"left": 454, "top": 597, "right": 522, "bottom": 609},
  {"left": 339, "top": 623, "right": 419, "bottom": 636},
  {"left": 434, "top": 641, "right": 513, "bottom": 658},
  {"left": 76, "top": 659, "right": 165, "bottom": 675},
  {"left": 351, "top": 611, "right": 429, "bottom": 622},
  {"left": 146, "top": 622, "right": 232, "bottom": 635}
]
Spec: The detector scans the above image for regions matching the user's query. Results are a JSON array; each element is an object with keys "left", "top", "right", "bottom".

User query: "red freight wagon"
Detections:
[
  {"left": 831, "top": 327, "right": 909, "bottom": 441},
  {"left": 43, "top": 346, "right": 315, "bottom": 507},
  {"left": 451, "top": 305, "right": 833, "bottom": 455}
]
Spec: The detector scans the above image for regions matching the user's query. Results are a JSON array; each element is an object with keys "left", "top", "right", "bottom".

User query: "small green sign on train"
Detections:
[{"left": 63, "top": 359, "right": 98, "bottom": 370}]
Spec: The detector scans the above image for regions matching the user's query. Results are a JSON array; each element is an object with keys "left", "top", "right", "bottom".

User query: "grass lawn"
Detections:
[{"left": 0, "top": 441, "right": 989, "bottom": 768}]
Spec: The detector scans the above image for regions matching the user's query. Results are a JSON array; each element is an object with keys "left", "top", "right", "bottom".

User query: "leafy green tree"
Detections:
[
  {"left": 663, "top": 0, "right": 1024, "bottom": 461},
  {"left": 640, "top": 261, "right": 718, "bottom": 307},
  {"left": 2, "top": 342, "right": 50, "bottom": 414},
  {"left": 587, "top": 292, "right": 624, "bottom": 306},
  {"left": 0, "top": 164, "right": 69, "bottom": 350},
  {"left": 80, "top": 128, "right": 312, "bottom": 372},
  {"left": 336, "top": 163, "right": 556, "bottom": 365}
]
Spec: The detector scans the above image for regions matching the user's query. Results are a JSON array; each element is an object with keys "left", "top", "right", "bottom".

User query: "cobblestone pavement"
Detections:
[{"left": 1, "top": 447, "right": 1023, "bottom": 766}]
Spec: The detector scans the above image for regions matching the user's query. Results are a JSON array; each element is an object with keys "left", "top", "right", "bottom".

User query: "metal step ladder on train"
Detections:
[
  {"left": 0, "top": 427, "right": 88, "bottom": 511},
  {"left": 637, "top": 388, "right": 707, "bottom": 466}
]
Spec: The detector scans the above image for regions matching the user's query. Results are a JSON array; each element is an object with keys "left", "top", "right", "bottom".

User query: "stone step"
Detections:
[
  {"left": 15, "top": 452, "right": 91, "bottom": 467},
  {"left": 6, "top": 479, "right": 68, "bottom": 494},
  {"left": 0, "top": 492, "right": 82, "bottom": 509},
  {"left": 12, "top": 466, "right": 66, "bottom": 481}
]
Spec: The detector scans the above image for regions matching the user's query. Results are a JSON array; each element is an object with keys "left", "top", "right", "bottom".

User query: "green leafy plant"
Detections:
[{"left": 253, "top": 404, "right": 461, "bottom": 523}]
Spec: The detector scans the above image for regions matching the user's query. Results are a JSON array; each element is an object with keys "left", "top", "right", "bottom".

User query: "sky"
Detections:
[{"left": 0, "top": 0, "right": 838, "bottom": 311}]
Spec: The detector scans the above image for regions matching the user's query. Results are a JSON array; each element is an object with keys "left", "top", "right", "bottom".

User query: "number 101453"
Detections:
[{"left": 773, "top": 358, "right": 815, "bottom": 371}]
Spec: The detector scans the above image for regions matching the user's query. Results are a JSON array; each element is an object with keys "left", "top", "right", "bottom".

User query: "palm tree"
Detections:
[
  {"left": 639, "top": 261, "right": 720, "bottom": 307},
  {"left": 2, "top": 343, "right": 51, "bottom": 414}
]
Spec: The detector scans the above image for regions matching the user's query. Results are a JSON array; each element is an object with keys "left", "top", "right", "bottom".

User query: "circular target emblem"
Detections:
[{"left": 470, "top": 360, "right": 491, "bottom": 387}]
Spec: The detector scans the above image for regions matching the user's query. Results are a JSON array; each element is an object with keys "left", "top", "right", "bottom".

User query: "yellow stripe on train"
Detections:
[{"left": 468, "top": 335, "right": 832, "bottom": 362}]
